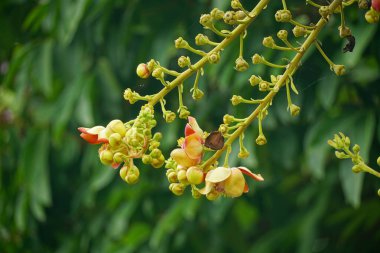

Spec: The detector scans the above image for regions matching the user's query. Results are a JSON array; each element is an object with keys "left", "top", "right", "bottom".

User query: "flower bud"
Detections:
[
  {"left": 210, "top": 8, "right": 224, "bottom": 20},
  {"left": 335, "top": 151, "right": 346, "bottom": 159},
  {"left": 177, "top": 169, "right": 188, "bottom": 184},
  {"left": 251, "top": 54, "right": 262, "bottom": 64},
  {"left": 231, "top": 0, "right": 242, "bottom": 10},
  {"left": 126, "top": 166, "right": 140, "bottom": 184},
  {"left": 289, "top": 104, "right": 300, "bottom": 116},
  {"left": 277, "top": 30, "right": 288, "bottom": 40},
  {"left": 332, "top": 64, "right": 345, "bottom": 76},
  {"left": 327, "top": 139, "right": 338, "bottom": 149},
  {"left": 292, "top": 25, "right": 307, "bottom": 37},
  {"left": 208, "top": 52, "right": 220, "bottom": 64},
  {"left": 178, "top": 56, "right": 190, "bottom": 68},
  {"left": 192, "top": 88, "right": 204, "bottom": 100},
  {"left": 151, "top": 156, "right": 165, "bottom": 168},
  {"left": 259, "top": 81, "right": 270, "bottom": 91},
  {"left": 179, "top": 106, "right": 190, "bottom": 119},
  {"left": 275, "top": 9, "right": 292, "bottom": 22},
  {"left": 372, "top": 0, "right": 380, "bottom": 11},
  {"left": 186, "top": 166, "right": 204, "bottom": 185},
  {"left": 120, "top": 166, "right": 128, "bottom": 179},
  {"left": 235, "top": 11, "right": 246, "bottom": 20},
  {"left": 164, "top": 111, "right": 176, "bottom": 123},
  {"left": 100, "top": 149, "right": 113, "bottom": 165},
  {"left": 153, "top": 132, "right": 162, "bottom": 141},
  {"left": 358, "top": 0, "right": 370, "bottom": 9},
  {"left": 146, "top": 59, "right": 156, "bottom": 72},
  {"left": 191, "top": 187, "right": 202, "bottom": 199},
  {"left": 231, "top": 95, "right": 242, "bottom": 106},
  {"left": 152, "top": 67, "right": 163, "bottom": 78},
  {"left": 124, "top": 88, "right": 138, "bottom": 104},
  {"left": 224, "top": 168, "right": 245, "bottom": 197},
  {"left": 169, "top": 183, "right": 185, "bottom": 196},
  {"left": 109, "top": 133, "right": 122, "bottom": 147},
  {"left": 142, "top": 154, "right": 152, "bottom": 164},
  {"left": 167, "top": 171, "right": 178, "bottom": 183},
  {"left": 113, "top": 152, "right": 124, "bottom": 164},
  {"left": 175, "top": 37, "right": 188, "bottom": 48},
  {"left": 136, "top": 63, "right": 150, "bottom": 79},
  {"left": 319, "top": 6, "right": 330, "bottom": 18},
  {"left": 262, "top": 36, "right": 275, "bottom": 48},
  {"left": 338, "top": 26, "right": 352, "bottom": 38},
  {"left": 206, "top": 190, "right": 220, "bottom": 201},
  {"left": 150, "top": 148, "right": 162, "bottom": 159},
  {"left": 378, "top": 188, "right": 380, "bottom": 197},
  {"left": 195, "top": 34, "right": 209, "bottom": 46},
  {"left": 223, "top": 114, "right": 234, "bottom": 124},
  {"left": 256, "top": 134, "right": 267, "bottom": 145},
  {"left": 352, "top": 165, "right": 362, "bottom": 173},
  {"left": 219, "top": 124, "right": 228, "bottom": 135},
  {"left": 235, "top": 57, "right": 249, "bottom": 72},
  {"left": 238, "top": 146, "right": 249, "bottom": 158},
  {"left": 365, "top": 9, "right": 380, "bottom": 23},
  {"left": 223, "top": 11, "right": 237, "bottom": 25},
  {"left": 200, "top": 14, "right": 213, "bottom": 27},
  {"left": 377, "top": 156, "right": 380, "bottom": 166},
  {"left": 344, "top": 136, "right": 350, "bottom": 147},
  {"left": 249, "top": 75, "right": 261, "bottom": 86}
]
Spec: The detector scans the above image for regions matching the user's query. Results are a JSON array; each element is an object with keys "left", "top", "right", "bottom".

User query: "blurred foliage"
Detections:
[{"left": 1, "top": 0, "right": 380, "bottom": 252}]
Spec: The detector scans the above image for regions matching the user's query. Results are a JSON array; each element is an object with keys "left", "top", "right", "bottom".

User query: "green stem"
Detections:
[
  {"left": 161, "top": 67, "right": 180, "bottom": 77},
  {"left": 360, "top": 163, "right": 380, "bottom": 178},
  {"left": 259, "top": 56, "right": 287, "bottom": 68},
  {"left": 315, "top": 41, "right": 335, "bottom": 67},
  {"left": 201, "top": 0, "right": 343, "bottom": 170}
]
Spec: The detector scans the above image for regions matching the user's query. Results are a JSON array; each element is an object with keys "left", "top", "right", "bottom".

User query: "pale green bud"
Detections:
[
  {"left": 335, "top": 151, "right": 346, "bottom": 159},
  {"left": 251, "top": 54, "right": 262, "bottom": 64},
  {"left": 259, "top": 81, "right": 270, "bottom": 91},
  {"left": 178, "top": 106, "right": 190, "bottom": 119},
  {"left": 186, "top": 166, "right": 204, "bottom": 185},
  {"left": 210, "top": 8, "right": 224, "bottom": 20},
  {"left": 292, "top": 25, "right": 307, "bottom": 37},
  {"left": 178, "top": 56, "right": 190, "bottom": 68},
  {"left": 289, "top": 104, "right": 300, "bottom": 117},
  {"left": 142, "top": 154, "right": 152, "bottom": 164},
  {"left": 365, "top": 9, "right": 380, "bottom": 23},
  {"left": 256, "top": 134, "right": 267, "bottom": 146},
  {"left": 195, "top": 33, "right": 209, "bottom": 46},
  {"left": 192, "top": 88, "right": 204, "bottom": 100},
  {"left": 275, "top": 9, "right": 292, "bottom": 22},
  {"left": 136, "top": 63, "right": 150, "bottom": 79},
  {"left": 169, "top": 183, "right": 185, "bottom": 196},
  {"left": 175, "top": 37, "right": 188, "bottom": 48},
  {"left": 164, "top": 111, "right": 176, "bottom": 123},
  {"left": 223, "top": 114, "right": 234, "bottom": 124},
  {"left": 352, "top": 165, "right": 362, "bottom": 173},
  {"left": 208, "top": 52, "right": 220, "bottom": 64},
  {"left": 235, "top": 57, "right": 249, "bottom": 72},
  {"left": 200, "top": 14, "right": 213, "bottom": 27},
  {"left": 231, "top": 95, "right": 242, "bottom": 106},
  {"left": 262, "top": 36, "right": 275, "bottom": 48},
  {"left": 223, "top": 11, "right": 237, "bottom": 25},
  {"left": 249, "top": 75, "right": 261, "bottom": 86},
  {"left": 277, "top": 29, "right": 288, "bottom": 40}
]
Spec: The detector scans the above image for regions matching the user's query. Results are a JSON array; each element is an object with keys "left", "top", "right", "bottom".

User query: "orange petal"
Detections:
[
  {"left": 243, "top": 183, "right": 249, "bottom": 193},
  {"left": 184, "top": 134, "right": 203, "bottom": 160},
  {"left": 80, "top": 133, "right": 99, "bottom": 144},
  {"left": 205, "top": 167, "right": 231, "bottom": 183},
  {"left": 238, "top": 167, "right": 264, "bottom": 181},
  {"left": 185, "top": 123, "right": 196, "bottom": 136},
  {"left": 170, "top": 148, "right": 197, "bottom": 168},
  {"left": 187, "top": 116, "right": 203, "bottom": 135}
]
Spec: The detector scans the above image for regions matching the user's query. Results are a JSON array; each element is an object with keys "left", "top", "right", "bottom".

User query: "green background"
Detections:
[{"left": 1, "top": 0, "right": 380, "bottom": 252}]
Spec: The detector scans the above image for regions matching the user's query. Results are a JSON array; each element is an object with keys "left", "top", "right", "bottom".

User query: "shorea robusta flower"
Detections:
[
  {"left": 170, "top": 116, "right": 205, "bottom": 168},
  {"left": 78, "top": 126, "right": 108, "bottom": 144},
  {"left": 198, "top": 167, "right": 264, "bottom": 199}
]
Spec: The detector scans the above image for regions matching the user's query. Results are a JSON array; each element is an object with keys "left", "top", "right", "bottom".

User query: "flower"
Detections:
[
  {"left": 199, "top": 166, "right": 264, "bottom": 198},
  {"left": 78, "top": 126, "right": 108, "bottom": 144},
  {"left": 170, "top": 117, "right": 204, "bottom": 168}
]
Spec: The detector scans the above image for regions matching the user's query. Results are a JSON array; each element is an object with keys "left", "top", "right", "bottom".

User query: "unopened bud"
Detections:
[
  {"left": 251, "top": 54, "right": 262, "bottom": 64},
  {"left": 223, "top": 114, "right": 234, "bottom": 124},
  {"left": 259, "top": 81, "right": 270, "bottom": 91},
  {"left": 120, "top": 166, "right": 128, "bottom": 179},
  {"left": 335, "top": 151, "right": 346, "bottom": 159},
  {"left": 365, "top": 9, "right": 380, "bottom": 23},
  {"left": 164, "top": 111, "right": 176, "bottom": 123},
  {"left": 352, "top": 165, "right": 362, "bottom": 173},
  {"left": 136, "top": 63, "right": 150, "bottom": 79},
  {"left": 210, "top": 8, "right": 224, "bottom": 20},
  {"left": 219, "top": 124, "right": 228, "bottom": 135},
  {"left": 277, "top": 29, "right": 288, "bottom": 40},
  {"left": 150, "top": 148, "right": 162, "bottom": 159},
  {"left": 327, "top": 139, "right": 338, "bottom": 149},
  {"left": 292, "top": 25, "right": 307, "bottom": 37},
  {"left": 192, "top": 88, "right": 204, "bottom": 100},
  {"left": 195, "top": 34, "right": 209, "bottom": 46},
  {"left": 238, "top": 146, "right": 249, "bottom": 158},
  {"left": 231, "top": 95, "right": 242, "bottom": 106},
  {"left": 206, "top": 190, "right": 220, "bottom": 201},
  {"left": 262, "top": 36, "right": 275, "bottom": 48},
  {"left": 186, "top": 166, "right": 204, "bottom": 185},
  {"left": 178, "top": 106, "right": 190, "bottom": 119},
  {"left": 223, "top": 11, "right": 237, "bottom": 25},
  {"left": 235, "top": 10, "right": 246, "bottom": 20},
  {"left": 256, "top": 134, "right": 267, "bottom": 145},
  {"left": 249, "top": 75, "right": 261, "bottom": 86},
  {"left": 142, "top": 154, "right": 152, "bottom": 164},
  {"left": 275, "top": 9, "right": 292, "bottom": 22},
  {"left": 332, "top": 64, "right": 345, "bottom": 76},
  {"left": 358, "top": 0, "right": 370, "bottom": 9},
  {"left": 191, "top": 187, "right": 202, "bottom": 199},
  {"left": 208, "top": 52, "right": 220, "bottom": 64},
  {"left": 100, "top": 149, "right": 113, "bottom": 165},
  {"left": 178, "top": 56, "right": 190, "bottom": 68},
  {"left": 235, "top": 57, "right": 249, "bottom": 72},
  {"left": 338, "top": 26, "right": 352, "bottom": 38},
  {"left": 169, "top": 183, "right": 185, "bottom": 196},
  {"left": 175, "top": 37, "right": 188, "bottom": 48},
  {"left": 109, "top": 133, "right": 122, "bottom": 147},
  {"left": 200, "top": 14, "right": 213, "bottom": 27},
  {"left": 231, "top": 0, "right": 242, "bottom": 10},
  {"left": 152, "top": 67, "right": 163, "bottom": 78},
  {"left": 289, "top": 104, "right": 300, "bottom": 116}
]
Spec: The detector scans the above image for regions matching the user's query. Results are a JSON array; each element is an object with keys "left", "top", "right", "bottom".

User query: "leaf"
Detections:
[
  {"left": 339, "top": 160, "right": 364, "bottom": 208},
  {"left": 61, "top": 0, "right": 90, "bottom": 45},
  {"left": 317, "top": 72, "right": 339, "bottom": 109}
]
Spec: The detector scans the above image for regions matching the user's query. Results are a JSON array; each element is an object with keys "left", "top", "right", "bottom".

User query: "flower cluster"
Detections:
[{"left": 78, "top": 105, "right": 164, "bottom": 184}]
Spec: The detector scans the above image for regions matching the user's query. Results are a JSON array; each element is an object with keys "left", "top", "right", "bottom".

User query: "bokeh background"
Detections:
[{"left": 1, "top": 0, "right": 380, "bottom": 252}]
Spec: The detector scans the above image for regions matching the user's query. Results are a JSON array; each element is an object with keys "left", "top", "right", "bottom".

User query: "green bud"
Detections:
[
  {"left": 150, "top": 148, "right": 162, "bottom": 159},
  {"left": 200, "top": 14, "right": 213, "bottom": 27},
  {"left": 151, "top": 157, "right": 165, "bottom": 169},
  {"left": 142, "top": 154, "right": 152, "bottom": 164},
  {"left": 256, "top": 134, "right": 267, "bottom": 146},
  {"left": 186, "top": 166, "right": 204, "bottom": 185},
  {"left": 319, "top": 6, "right": 330, "bottom": 18},
  {"left": 109, "top": 133, "right": 122, "bottom": 147},
  {"left": 178, "top": 56, "right": 190, "bottom": 68},
  {"left": 178, "top": 106, "right": 190, "bottom": 119},
  {"left": 249, "top": 75, "right": 261, "bottom": 86},
  {"left": 208, "top": 52, "right": 220, "bottom": 64},
  {"left": 152, "top": 67, "right": 164, "bottom": 78},
  {"left": 335, "top": 151, "right": 346, "bottom": 159},
  {"left": 223, "top": 11, "right": 237, "bottom": 25},
  {"left": 332, "top": 64, "right": 345, "bottom": 76},
  {"left": 259, "top": 81, "right": 270, "bottom": 91},
  {"left": 206, "top": 190, "right": 220, "bottom": 201},
  {"left": 289, "top": 104, "right": 300, "bottom": 117},
  {"left": 153, "top": 132, "right": 162, "bottom": 141},
  {"left": 352, "top": 165, "right": 362, "bottom": 173},
  {"left": 195, "top": 34, "right": 209, "bottom": 46},
  {"left": 164, "top": 111, "right": 176, "bottom": 123},
  {"left": 327, "top": 139, "right": 338, "bottom": 149},
  {"left": 113, "top": 152, "right": 124, "bottom": 164},
  {"left": 177, "top": 169, "right": 188, "bottom": 184},
  {"left": 275, "top": 9, "right": 292, "bottom": 22},
  {"left": 251, "top": 54, "right": 262, "bottom": 64},
  {"left": 125, "top": 165, "right": 140, "bottom": 184},
  {"left": 100, "top": 149, "right": 113, "bottom": 165},
  {"left": 277, "top": 29, "right": 288, "bottom": 40},
  {"left": 231, "top": 95, "right": 242, "bottom": 106},
  {"left": 192, "top": 88, "right": 204, "bottom": 100},
  {"left": 146, "top": 59, "right": 156, "bottom": 72},
  {"left": 223, "top": 114, "right": 234, "bottom": 124},
  {"left": 344, "top": 136, "right": 350, "bottom": 147},
  {"left": 262, "top": 36, "right": 275, "bottom": 48},
  {"left": 365, "top": 9, "right": 380, "bottom": 23},
  {"left": 120, "top": 166, "right": 128, "bottom": 180},
  {"left": 231, "top": 0, "right": 242, "bottom": 10},
  {"left": 292, "top": 25, "right": 307, "bottom": 37},
  {"left": 235, "top": 10, "right": 246, "bottom": 20},
  {"left": 169, "top": 183, "right": 185, "bottom": 196},
  {"left": 175, "top": 37, "right": 188, "bottom": 48},
  {"left": 219, "top": 124, "right": 228, "bottom": 135},
  {"left": 167, "top": 171, "right": 178, "bottom": 183},
  {"left": 210, "top": 8, "right": 224, "bottom": 20},
  {"left": 235, "top": 57, "right": 249, "bottom": 72}
]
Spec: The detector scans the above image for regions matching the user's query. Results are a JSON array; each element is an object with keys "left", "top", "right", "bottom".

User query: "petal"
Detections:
[
  {"left": 80, "top": 133, "right": 99, "bottom": 144},
  {"left": 243, "top": 183, "right": 249, "bottom": 193},
  {"left": 184, "top": 134, "right": 203, "bottom": 160},
  {"left": 79, "top": 126, "right": 105, "bottom": 135},
  {"left": 238, "top": 167, "right": 264, "bottom": 181},
  {"left": 170, "top": 148, "right": 198, "bottom": 168},
  {"left": 187, "top": 116, "right": 203, "bottom": 135},
  {"left": 185, "top": 123, "right": 196, "bottom": 136},
  {"left": 197, "top": 181, "right": 213, "bottom": 195},
  {"left": 224, "top": 168, "right": 245, "bottom": 197},
  {"left": 205, "top": 167, "right": 231, "bottom": 183}
]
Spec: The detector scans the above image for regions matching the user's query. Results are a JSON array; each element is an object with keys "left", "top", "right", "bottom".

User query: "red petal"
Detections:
[
  {"left": 243, "top": 183, "right": 249, "bottom": 193},
  {"left": 238, "top": 167, "right": 264, "bottom": 181},
  {"left": 80, "top": 133, "right": 99, "bottom": 144},
  {"left": 112, "top": 163, "right": 120, "bottom": 169},
  {"left": 185, "top": 123, "right": 196, "bottom": 136},
  {"left": 78, "top": 127, "right": 89, "bottom": 134}
]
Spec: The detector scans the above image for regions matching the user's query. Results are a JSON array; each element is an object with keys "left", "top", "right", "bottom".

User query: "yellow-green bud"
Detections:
[
  {"left": 150, "top": 148, "right": 162, "bottom": 159},
  {"left": 164, "top": 111, "right": 176, "bottom": 123},
  {"left": 100, "top": 149, "right": 113, "bottom": 165},
  {"left": 352, "top": 165, "right": 362, "bottom": 173},
  {"left": 124, "top": 88, "right": 137, "bottom": 104},
  {"left": 235, "top": 10, "right": 246, "bottom": 20},
  {"left": 256, "top": 134, "right": 267, "bottom": 146},
  {"left": 153, "top": 132, "right": 162, "bottom": 141},
  {"left": 195, "top": 34, "right": 209, "bottom": 46},
  {"left": 136, "top": 63, "right": 150, "bottom": 79},
  {"left": 327, "top": 139, "right": 338, "bottom": 149},
  {"left": 177, "top": 169, "right": 188, "bottom": 184},
  {"left": 120, "top": 166, "right": 128, "bottom": 180},
  {"left": 206, "top": 190, "right": 220, "bottom": 201},
  {"left": 319, "top": 6, "right": 330, "bottom": 18},
  {"left": 365, "top": 9, "right": 380, "bottom": 23},
  {"left": 109, "top": 133, "right": 122, "bottom": 147},
  {"left": 142, "top": 154, "right": 152, "bottom": 164},
  {"left": 178, "top": 106, "right": 190, "bottom": 119},
  {"left": 292, "top": 25, "right": 307, "bottom": 37},
  {"left": 238, "top": 146, "right": 249, "bottom": 158},
  {"left": 113, "top": 152, "right": 124, "bottom": 164},
  {"left": 252, "top": 54, "right": 262, "bottom": 64},
  {"left": 352, "top": 144, "right": 360, "bottom": 154},
  {"left": 208, "top": 52, "right": 220, "bottom": 64},
  {"left": 289, "top": 104, "right": 300, "bottom": 117},
  {"left": 332, "top": 64, "right": 345, "bottom": 76},
  {"left": 231, "top": 0, "right": 242, "bottom": 10},
  {"left": 335, "top": 151, "right": 346, "bottom": 159},
  {"left": 262, "top": 36, "right": 275, "bottom": 48},
  {"left": 192, "top": 88, "right": 204, "bottom": 100},
  {"left": 175, "top": 37, "right": 188, "bottom": 48},
  {"left": 377, "top": 156, "right": 380, "bottom": 166},
  {"left": 169, "top": 183, "right": 185, "bottom": 196},
  {"left": 146, "top": 59, "right": 156, "bottom": 72},
  {"left": 338, "top": 26, "right": 352, "bottom": 38},
  {"left": 151, "top": 156, "right": 165, "bottom": 169},
  {"left": 219, "top": 124, "right": 228, "bottom": 135},
  {"left": 231, "top": 95, "right": 242, "bottom": 106},
  {"left": 200, "top": 14, "right": 213, "bottom": 27},
  {"left": 186, "top": 166, "right": 204, "bottom": 185},
  {"left": 358, "top": 0, "right": 370, "bottom": 9},
  {"left": 210, "top": 8, "right": 224, "bottom": 20},
  {"left": 167, "top": 171, "right": 178, "bottom": 183},
  {"left": 223, "top": 11, "right": 237, "bottom": 25},
  {"left": 235, "top": 57, "right": 249, "bottom": 72},
  {"left": 249, "top": 75, "right": 261, "bottom": 86},
  {"left": 178, "top": 56, "right": 190, "bottom": 68},
  {"left": 259, "top": 81, "right": 270, "bottom": 92},
  {"left": 191, "top": 188, "right": 202, "bottom": 199},
  {"left": 378, "top": 188, "right": 380, "bottom": 197},
  {"left": 152, "top": 67, "right": 163, "bottom": 78},
  {"left": 275, "top": 9, "right": 292, "bottom": 22},
  {"left": 277, "top": 30, "right": 288, "bottom": 40},
  {"left": 344, "top": 136, "right": 350, "bottom": 147},
  {"left": 223, "top": 114, "right": 234, "bottom": 124}
]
